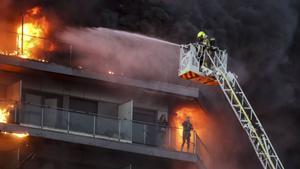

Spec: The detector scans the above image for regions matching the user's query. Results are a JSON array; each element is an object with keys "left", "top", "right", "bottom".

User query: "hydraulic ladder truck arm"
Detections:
[{"left": 178, "top": 43, "right": 285, "bottom": 169}]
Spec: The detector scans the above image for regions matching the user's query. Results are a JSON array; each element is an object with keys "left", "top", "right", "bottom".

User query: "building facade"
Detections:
[{"left": 0, "top": 51, "right": 205, "bottom": 169}]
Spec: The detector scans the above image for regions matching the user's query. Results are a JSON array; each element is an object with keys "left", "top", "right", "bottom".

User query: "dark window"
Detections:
[
  {"left": 133, "top": 108, "right": 157, "bottom": 123},
  {"left": 21, "top": 90, "right": 64, "bottom": 129},
  {"left": 69, "top": 97, "right": 97, "bottom": 113},
  {"left": 23, "top": 89, "right": 63, "bottom": 107},
  {"left": 69, "top": 97, "right": 97, "bottom": 134},
  {"left": 99, "top": 101, "right": 118, "bottom": 117},
  {"left": 133, "top": 108, "right": 158, "bottom": 145},
  {"left": 96, "top": 101, "right": 119, "bottom": 138}
]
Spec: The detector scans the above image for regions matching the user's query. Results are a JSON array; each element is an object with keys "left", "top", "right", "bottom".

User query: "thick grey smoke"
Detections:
[
  {"left": 59, "top": 27, "right": 260, "bottom": 169},
  {"left": 57, "top": 0, "right": 300, "bottom": 168},
  {"left": 60, "top": 27, "right": 258, "bottom": 169},
  {"left": 3, "top": 0, "right": 299, "bottom": 168}
]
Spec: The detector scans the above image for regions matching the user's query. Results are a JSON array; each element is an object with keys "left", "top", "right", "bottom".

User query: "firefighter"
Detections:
[
  {"left": 205, "top": 37, "right": 217, "bottom": 68},
  {"left": 209, "top": 37, "right": 216, "bottom": 47},
  {"left": 181, "top": 116, "right": 193, "bottom": 152},
  {"left": 197, "top": 31, "right": 216, "bottom": 47},
  {"left": 197, "top": 31, "right": 208, "bottom": 45},
  {"left": 197, "top": 31, "right": 208, "bottom": 66}
]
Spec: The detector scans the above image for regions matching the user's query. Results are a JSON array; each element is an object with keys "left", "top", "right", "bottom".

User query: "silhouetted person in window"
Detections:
[
  {"left": 157, "top": 114, "right": 168, "bottom": 146},
  {"left": 159, "top": 114, "right": 168, "bottom": 128}
]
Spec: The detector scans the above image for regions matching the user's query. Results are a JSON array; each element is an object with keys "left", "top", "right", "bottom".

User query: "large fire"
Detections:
[
  {"left": 16, "top": 6, "right": 52, "bottom": 59},
  {"left": 0, "top": 105, "right": 29, "bottom": 139},
  {"left": 171, "top": 103, "right": 210, "bottom": 152},
  {"left": 0, "top": 108, "right": 10, "bottom": 123}
]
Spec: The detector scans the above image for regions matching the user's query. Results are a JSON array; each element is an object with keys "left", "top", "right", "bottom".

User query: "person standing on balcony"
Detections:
[
  {"left": 159, "top": 114, "right": 168, "bottom": 129},
  {"left": 181, "top": 116, "right": 193, "bottom": 152},
  {"left": 157, "top": 114, "right": 168, "bottom": 146}
]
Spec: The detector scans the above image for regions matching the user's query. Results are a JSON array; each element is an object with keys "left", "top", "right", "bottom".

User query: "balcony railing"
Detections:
[{"left": 4, "top": 102, "right": 206, "bottom": 156}]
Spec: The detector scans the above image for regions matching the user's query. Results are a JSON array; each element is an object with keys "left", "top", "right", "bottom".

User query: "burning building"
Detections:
[
  {"left": 0, "top": 6, "right": 208, "bottom": 169},
  {"left": 16, "top": 6, "right": 52, "bottom": 59}
]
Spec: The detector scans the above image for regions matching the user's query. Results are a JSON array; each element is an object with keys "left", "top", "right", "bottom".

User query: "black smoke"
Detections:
[{"left": 2, "top": 0, "right": 300, "bottom": 168}]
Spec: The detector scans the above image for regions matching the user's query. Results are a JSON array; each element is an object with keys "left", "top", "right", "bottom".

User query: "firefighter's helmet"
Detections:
[{"left": 197, "top": 31, "right": 207, "bottom": 39}]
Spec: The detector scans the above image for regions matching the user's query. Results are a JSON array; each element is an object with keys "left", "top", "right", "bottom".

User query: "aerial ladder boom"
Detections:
[{"left": 178, "top": 43, "right": 285, "bottom": 169}]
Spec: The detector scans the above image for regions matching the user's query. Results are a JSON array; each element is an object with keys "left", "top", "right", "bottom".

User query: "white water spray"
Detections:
[
  {"left": 106, "top": 28, "right": 180, "bottom": 47},
  {"left": 60, "top": 27, "right": 183, "bottom": 83}
]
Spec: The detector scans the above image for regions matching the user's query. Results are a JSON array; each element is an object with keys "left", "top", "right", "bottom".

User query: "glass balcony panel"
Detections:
[
  {"left": 69, "top": 112, "right": 93, "bottom": 135},
  {"left": 43, "top": 107, "right": 68, "bottom": 131},
  {"left": 95, "top": 116, "right": 119, "bottom": 139},
  {"left": 20, "top": 104, "right": 42, "bottom": 126}
]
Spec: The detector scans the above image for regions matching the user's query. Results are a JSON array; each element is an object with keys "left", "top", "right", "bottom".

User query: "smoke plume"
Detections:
[{"left": 2, "top": 0, "right": 300, "bottom": 168}]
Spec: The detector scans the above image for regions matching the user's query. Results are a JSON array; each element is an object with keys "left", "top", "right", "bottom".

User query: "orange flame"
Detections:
[
  {"left": 0, "top": 108, "right": 10, "bottom": 123},
  {"left": 2, "top": 131, "right": 29, "bottom": 139},
  {"left": 171, "top": 103, "right": 210, "bottom": 152},
  {"left": 0, "top": 105, "right": 29, "bottom": 138},
  {"left": 17, "top": 6, "right": 52, "bottom": 59},
  {"left": 11, "top": 132, "right": 29, "bottom": 138}
]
